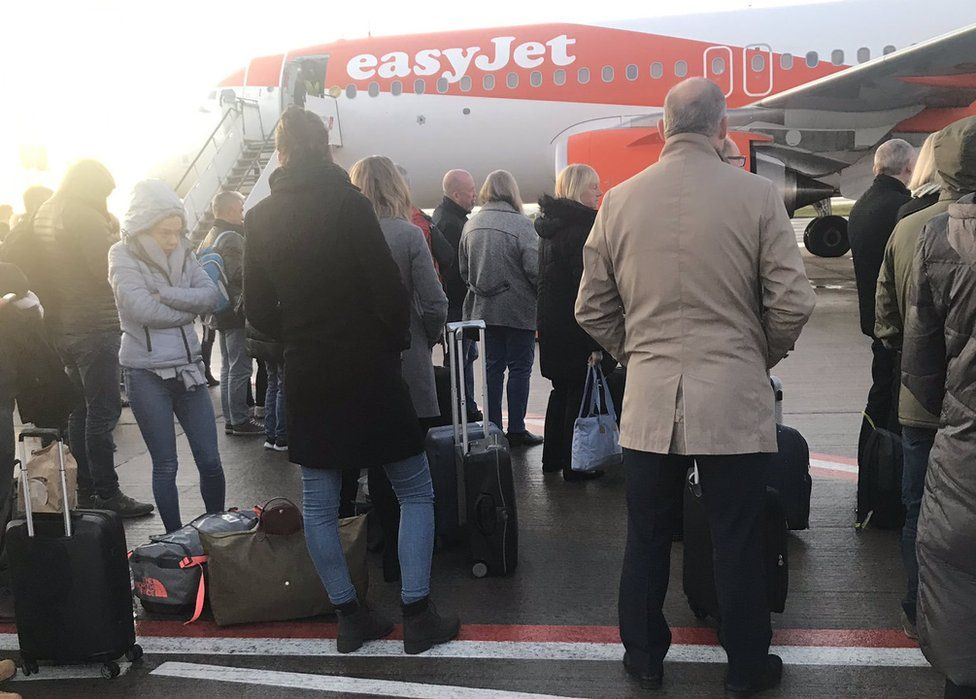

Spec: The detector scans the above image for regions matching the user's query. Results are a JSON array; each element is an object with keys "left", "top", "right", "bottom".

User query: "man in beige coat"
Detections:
[{"left": 576, "top": 78, "right": 815, "bottom": 696}]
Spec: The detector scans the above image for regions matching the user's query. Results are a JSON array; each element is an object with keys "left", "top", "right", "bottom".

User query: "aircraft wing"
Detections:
[{"left": 755, "top": 22, "right": 976, "bottom": 112}]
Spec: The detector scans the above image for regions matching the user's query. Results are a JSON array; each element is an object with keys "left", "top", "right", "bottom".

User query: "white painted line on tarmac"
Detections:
[
  {"left": 151, "top": 661, "right": 582, "bottom": 698},
  {"left": 9, "top": 661, "right": 132, "bottom": 682},
  {"left": 42, "top": 636, "right": 928, "bottom": 668},
  {"left": 811, "top": 458, "right": 859, "bottom": 475}
]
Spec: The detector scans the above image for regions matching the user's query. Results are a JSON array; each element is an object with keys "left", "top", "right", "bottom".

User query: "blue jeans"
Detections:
[
  {"left": 900, "top": 425, "right": 936, "bottom": 623},
  {"left": 58, "top": 331, "right": 122, "bottom": 498},
  {"left": 218, "top": 327, "right": 250, "bottom": 426},
  {"left": 484, "top": 326, "right": 535, "bottom": 434},
  {"left": 124, "top": 368, "right": 226, "bottom": 532},
  {"left": 264, "top": 361, "right": 287, "bottom": 441},
  {"left": 462, "top": 339, "right": 479, "bottom": 413},
  {"left": 302, "top": 451, "right": 435, "bottom": 605}
]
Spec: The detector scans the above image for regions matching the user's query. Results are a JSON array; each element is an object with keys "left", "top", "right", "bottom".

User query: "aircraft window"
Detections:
[
  {"left": 414, "top": 79, "right": 426, "bottom": 95},
  {"left": 674, "top": 60, "right": 688, "bottom": 78},
  {"left": 626, "top": 64, "right": 639, "bottom": 81},
  {"left": 711, "top": 56, "right": 726, "bottom": 75},
  {"left": 650, "top": 62, "right": 663, "bottom": 79},
  {"left": 831, "top": 49, "right": 844, "bottom": 66},
  {"left": 530, "top": 71, "right": 543, "bottom": 87},
  {"left": 483, "top": 74, "right": 495, "bottom": 90},
  {"left": 554, "top": 69, "right": 566, "bottom": 86},
  {"left": 751, "top": 54, "right": 766, "bottom": 72},
  {"left": 345, "top": 84, "right": 357, "bottom": 98},
  {"left": 780, "top": 53, "right": 794, "bottom": 70},
  {"left": 391, "top": 80, "right": 403, "bottom": 96},
  {"left": 883, "top": 44, "right": 896, "bottom": 55},
  {"left": 506, "top": 72, "right": 519, "bottom": 88},
  {"left": 578, "top": 67, "right": 591, "bottom": 84},
  {"left": 602, "top": 66, "right": 614, "bottom": 83},
  {"left": 806, "top": 51, "right": 819, "bottom": 67},
  {"left": 436, "top": 77, "right": 449, "bottom": 93},
  {"left": 460, "top": 76, "right": 472, "bottom": 92},
  {"left": 368, "top": 81, "right": 380, "bottom": 97},
  {"left": 857, "top": 47, "right": 871, "bottom": 63}
]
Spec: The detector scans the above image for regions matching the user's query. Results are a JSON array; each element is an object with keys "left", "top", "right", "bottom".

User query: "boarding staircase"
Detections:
[{"left": 176, "top": 99, "right": 278, "bottom": 242}]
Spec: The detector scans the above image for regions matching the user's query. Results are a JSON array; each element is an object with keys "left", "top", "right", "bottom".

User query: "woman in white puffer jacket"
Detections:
[{"left": 108, "top": 179, "right": 224, "bottom": 532}]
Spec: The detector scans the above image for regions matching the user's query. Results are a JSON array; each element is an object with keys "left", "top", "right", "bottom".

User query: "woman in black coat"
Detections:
[
  {"left": 243, "top": 107, "right": 458, "bottom": 655},
  {"left": 536, "top": 165, "right": 617, "bottom": 481}
]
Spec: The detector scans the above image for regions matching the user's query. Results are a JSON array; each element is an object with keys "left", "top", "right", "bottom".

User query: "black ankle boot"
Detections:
[
  {"left": 401, "top": 597, "right": 460, "bottom": 655},
  {"left": 335, "top": 601, "right": 394, "bottom": 654}
]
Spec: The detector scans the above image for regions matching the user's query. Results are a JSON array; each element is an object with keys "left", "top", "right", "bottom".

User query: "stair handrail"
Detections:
[{"left": 175, "top": 104, "right": 243, "bottom": 193}]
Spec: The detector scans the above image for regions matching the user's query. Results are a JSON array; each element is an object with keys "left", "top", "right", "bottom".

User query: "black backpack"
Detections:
[{"left": 856, "top": 416, "right": 906, "bottom": 529}]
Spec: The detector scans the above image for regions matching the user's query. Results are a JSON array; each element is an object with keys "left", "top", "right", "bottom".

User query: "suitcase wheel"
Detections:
[
  {"left": 125, "top": 644, "right": 144, "bottom": 663},
  {"left": 471, "top": 561, "right": 489, "bottom": 579},
  {"left": 20, "top": 655, "right": 38, "bottom": 676},
  {"left": 101, "top": 661, "right": 121, "bottom": 679}
]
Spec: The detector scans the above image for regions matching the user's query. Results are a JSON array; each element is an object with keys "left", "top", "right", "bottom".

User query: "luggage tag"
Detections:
[{"left": 690, "top": 462, "right": 703, "bottom": 499}]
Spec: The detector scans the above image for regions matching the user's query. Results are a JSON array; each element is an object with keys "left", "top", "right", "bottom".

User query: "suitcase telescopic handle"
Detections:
[{"left": 17, "top": 432, "right": 72, "bottom": 538}]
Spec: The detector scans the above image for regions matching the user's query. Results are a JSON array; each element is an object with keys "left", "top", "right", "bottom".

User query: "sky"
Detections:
[{"left": 0, "top": 0, "right": 816, "bottom": 213}]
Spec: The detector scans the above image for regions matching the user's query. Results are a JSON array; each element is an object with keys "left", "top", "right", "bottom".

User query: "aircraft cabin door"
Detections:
[
  {"left": 743, "top": 44, "right": 774, "bottom": 97},
  {"left": 703, "top": 46, "right": 734, "bottom": 97}
]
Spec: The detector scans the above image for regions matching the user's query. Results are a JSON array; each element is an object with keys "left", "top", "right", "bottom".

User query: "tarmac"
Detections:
[{"left": 5, "top": 220, "right": 947, "bottom": 697}]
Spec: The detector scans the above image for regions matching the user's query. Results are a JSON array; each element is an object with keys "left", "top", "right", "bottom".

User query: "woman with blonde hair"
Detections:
[
  {"left": 243, "top": 109, "right": 458, "bottom": 656},
  {"left": 536, "top": 164, "right": 614, "bottom": 480},
  {"left": 459, "top": 169, "right": 541, "bottom": 446},
  {"left": 898, "top": 133, "right": 942, "bottom": 220}
]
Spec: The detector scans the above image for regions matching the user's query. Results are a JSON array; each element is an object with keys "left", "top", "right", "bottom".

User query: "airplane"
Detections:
[{"left": 214, "top": 0, "right": 976, "bottom": 257}]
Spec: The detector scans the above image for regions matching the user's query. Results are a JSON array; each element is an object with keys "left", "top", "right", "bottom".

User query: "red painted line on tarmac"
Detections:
[
  {"left": 811, "top": 466, "right": 858, "bottom": 482},
  {"left": 811, "top": 453, "right": 857, "bottom": 466},
  {"left": 0, "top": 620, "right": 913, "bottom": 649}
]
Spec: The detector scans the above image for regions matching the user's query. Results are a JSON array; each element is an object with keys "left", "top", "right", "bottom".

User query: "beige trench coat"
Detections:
[{"left": 575, "top": 133, "right": 815, "bottom": 455}]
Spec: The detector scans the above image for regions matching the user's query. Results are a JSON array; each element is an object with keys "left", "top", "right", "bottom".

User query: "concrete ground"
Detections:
[{"left": 5, "top": 222, "right": 945, "bottom": 697}]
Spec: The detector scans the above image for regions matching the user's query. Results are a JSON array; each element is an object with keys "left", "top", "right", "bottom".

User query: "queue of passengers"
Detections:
[{"left": 1, "top": 78, "right": 975, "bottom": 696}]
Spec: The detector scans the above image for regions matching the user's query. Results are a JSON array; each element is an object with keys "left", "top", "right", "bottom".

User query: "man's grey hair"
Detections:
[
  {"left": 663, "top": 78, "right": 727, "bottom": 138},
  {"left": 873, "top": 139, "right": 915, "bottom": 177},
  {"left": 211, "top": 190, "right": 244, "bottom": 218}
]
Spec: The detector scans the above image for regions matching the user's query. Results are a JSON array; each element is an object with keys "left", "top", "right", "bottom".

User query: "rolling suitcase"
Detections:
[
  {"left": 424, "top": 321, "right": 518, "bottom": 577},
  {"left": 6, "top": 428, "right": 141, "bottom": 678},
  {"left": 682, "top": 465, "right": 789, "bottom": 622},
  {"left": 767, "top": 376, "right": 812, "bottom": 530}
]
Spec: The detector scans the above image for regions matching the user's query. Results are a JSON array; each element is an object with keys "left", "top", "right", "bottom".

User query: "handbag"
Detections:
[
  {"left": 571, "top": 364, "right": 623, "bottom": 472},
  {"left": 200, "top": 498, "right": 368, "bottom": 626}
]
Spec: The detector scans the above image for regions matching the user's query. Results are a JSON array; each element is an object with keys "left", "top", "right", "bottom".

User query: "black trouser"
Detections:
[
  {"left": 620, "top": 449, "right": 772, "bottom": 685},
  {"left": 201, "top": 326, "right": 216, "bottom": 379},
  {"left": 858, "top": 338, "right": 900, "bottom": 461},
  {"left": 542, "top": 377, "right": 586, "bottom": 474}
]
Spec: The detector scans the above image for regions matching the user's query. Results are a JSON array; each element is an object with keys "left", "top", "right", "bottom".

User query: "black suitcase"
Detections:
[
  {"left": 766, "top": 377, "right": 812, "bottom": 530},
  {"left": 767, "top": 425, "right": 812, "bottom": 530},
  {"left": 682, "top": 466, "right": 788, "bottom": 621},
  {"left": 6, "top": 428, "right": 141, "bottom": 678},
  {"left": 425, "top": 321, "right": 518, "bottom": 577}
]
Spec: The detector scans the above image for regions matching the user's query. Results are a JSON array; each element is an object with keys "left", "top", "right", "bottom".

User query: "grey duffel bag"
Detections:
[{"left": 130, "top": 510, "right": 258, "bottom": 621}]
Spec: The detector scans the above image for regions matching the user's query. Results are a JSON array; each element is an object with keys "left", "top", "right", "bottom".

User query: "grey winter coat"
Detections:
[
  {"left": 902, "top": 193, "right": 976, "bottom": 686},
  {"left": 108, "top": 180, "right": 221, "bottom": 372},
  {"left": 379, "top": 218, "right": 448, "bottom": 418},
  {"left": 459, "top": 201, "right": 539, "bottom": 331}
]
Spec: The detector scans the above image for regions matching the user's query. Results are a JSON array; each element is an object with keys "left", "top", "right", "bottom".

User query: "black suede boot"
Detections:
[
  {"left": 335, "top": 600, "right": 394, "bottom": 654},
  {"left": 401, "top": 597, "right": 461, "bottom": 655}
]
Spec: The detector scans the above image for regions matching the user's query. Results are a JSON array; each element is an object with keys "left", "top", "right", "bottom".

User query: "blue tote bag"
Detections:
[{"left": 571, "top": 365, "right": 623, "bottom": 472}]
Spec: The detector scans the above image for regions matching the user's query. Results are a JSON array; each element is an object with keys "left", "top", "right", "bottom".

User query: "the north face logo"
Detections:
[{"left": 134, "top": 577, "right": 169, "bottom": 599}]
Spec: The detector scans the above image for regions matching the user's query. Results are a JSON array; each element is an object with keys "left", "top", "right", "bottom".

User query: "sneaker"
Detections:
[
  {"left": 506, "top": 431, "right": 544, "bottom": 447},
  {"left": 335, "top": 601, "right": 394, "bottom": 654},
  {"left": 224, "top": 423, "right": 233, "bottom": 435},
  {"left": 263, "top": 439, "right": 276, "bottom": 450},
  {"left": 402, "top": 597, "right": 460, "bottom": 655},
  {"left": 92, "top": 491, "right": 154, "bottom": 518},
  {"left": 902, "top": 610, "right": 918, "bottom": 640},
  {"left": 273, "top": 438, "right": 288, "bottom": 452},
  {"left": 725, "top": 654, "right": 783, "bottom": 698},
  {"left": 229, "top": 420, "right": 265, "bottom": 436}
]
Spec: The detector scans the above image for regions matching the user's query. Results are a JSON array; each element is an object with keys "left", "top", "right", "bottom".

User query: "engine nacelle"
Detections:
[{"left": 753, "top": 152, "right": 837, "bottom": 217}]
